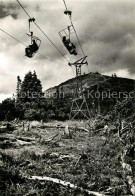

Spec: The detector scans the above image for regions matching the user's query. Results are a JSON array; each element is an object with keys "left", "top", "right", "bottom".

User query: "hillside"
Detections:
[
  {"left": 44, "top": 72, "right": 135, "bottom": 119},
  {"left": 45, "top": 72, "right": 135, "bottom": 98}
]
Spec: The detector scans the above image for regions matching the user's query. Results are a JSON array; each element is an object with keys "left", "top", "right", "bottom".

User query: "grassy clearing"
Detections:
[{"left": 0, "top": 120, "right": 133, "bottom": 195}]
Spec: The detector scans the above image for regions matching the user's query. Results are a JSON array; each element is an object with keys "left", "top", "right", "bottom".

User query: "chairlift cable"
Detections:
[
  {"left": 33, "top": 21, "right": 70, "bottom": 63},
  {"left": 0, "top": 28, "right": 62, "bottom": 65},
  {"left": 16, "top": 0, "right": 31, "bottom": 18},
  {"left": 16, "top": 0, "right": 70, "bottom": 63},
  {"left": 0, "top": 28, "right": 27, "bottom": 47},
  {"left": 37, "top": 52, "right": 62, "bottom": 65},
  {"left": 71, "top": 21, "right": 85, "bottom": 57},
  {"left": 63, "top": 0, "right": 68, "bottom": 11},
  {"left": 0, "top": 28, "right": 75, "bottom": 76}
]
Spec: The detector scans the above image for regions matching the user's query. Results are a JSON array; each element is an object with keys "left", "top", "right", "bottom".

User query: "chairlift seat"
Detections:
[{"left": 25, "top": 36, "right": 41, "bottom": 58}]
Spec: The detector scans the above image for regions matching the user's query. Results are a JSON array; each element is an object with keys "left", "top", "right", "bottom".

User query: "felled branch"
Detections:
[{"left": 28, "top": 175, "right": 105, "bottom": 196}]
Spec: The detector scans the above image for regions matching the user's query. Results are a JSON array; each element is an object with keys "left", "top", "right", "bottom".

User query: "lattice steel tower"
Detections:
[{"left": 69, "top": 56, "right": 91, "bottom": 120}]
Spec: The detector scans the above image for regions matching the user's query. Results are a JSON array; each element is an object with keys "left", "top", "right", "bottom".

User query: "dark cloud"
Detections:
[
  {"left": 77, "top": 0, "right": 135, "bottom": 74},
  {"left": 0, "top": 2, "right": 19, "bottom": 19}
]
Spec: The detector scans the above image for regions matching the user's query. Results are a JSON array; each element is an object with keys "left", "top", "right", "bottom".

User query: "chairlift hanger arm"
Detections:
[
  {"left": 68, "top": 56, "right": 88, "bottom": 66},
  {"left": 59, "top": 25, "right": 74, "bottom": 39},
  {"left": 75, "top": 56, "right": 87, "bottom": 63},
  {"left": 69, "top": 62, "right": 87, "bottom": 66},
  {"left": 28, "top": 17, "right": 35, "bottom": 33},
  {"left": 59, "top": 25, "right": 73, "bottom": 33}
]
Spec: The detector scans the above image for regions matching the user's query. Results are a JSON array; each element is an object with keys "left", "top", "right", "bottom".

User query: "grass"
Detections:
[{"left": 0, "top": 120, "right": 134, "bottom": 195}]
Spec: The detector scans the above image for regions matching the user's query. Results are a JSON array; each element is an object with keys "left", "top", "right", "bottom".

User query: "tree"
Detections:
[
  {"left": 16, "top": 76, "right": 21, "bottom": 100},
  {"left": 15, "top": 71, "right": 46, "bottom": 120},
  {"left": 0, "top": 98, "right": 16, "bottom": 121},
  {"left": 19, "top": 71, "right": 43, "bottom": 104}
]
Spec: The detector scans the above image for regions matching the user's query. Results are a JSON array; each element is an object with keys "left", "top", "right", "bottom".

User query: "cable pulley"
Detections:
[{"left": 64, "top": 10, "right": 72, "bottom": 18}]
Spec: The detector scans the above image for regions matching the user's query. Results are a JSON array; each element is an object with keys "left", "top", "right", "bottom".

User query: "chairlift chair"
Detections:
[
  {"left": 25, "top": 17, "right": 41, "bottom": 58},
  {"left": 25, "top": 34, "right": 41, "bottom": 58},
  {"left": 59, "top": 25, "right": 77, "bottom": 55}
]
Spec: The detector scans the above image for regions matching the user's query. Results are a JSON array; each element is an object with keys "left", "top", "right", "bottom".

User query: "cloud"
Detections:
[
  {"left": 0, "top": 0, "right": 135, "bottom": 102},
  {"left": 77, "top": 0, "right": 135, "bottom": 74},
  {"left": 0, "top": 1, "right": 19, "bottom": 19}
]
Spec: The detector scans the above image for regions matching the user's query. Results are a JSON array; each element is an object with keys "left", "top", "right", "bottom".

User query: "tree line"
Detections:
[
  {"left": 0, "top": 71, "right": 70, "bottom": 121},
  {"left": 0, "top": 71, "right": 135, "bottom": 122}
]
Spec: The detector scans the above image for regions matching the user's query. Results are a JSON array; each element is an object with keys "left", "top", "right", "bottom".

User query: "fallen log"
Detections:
[
  {"left": 33, "top": 124, "right": 90, "bottom": 133},
  {"left": 28, "top": 175, "right": 105, "bottom": 196},
  {"left": 16, "top": 136, "right": 36, "bottom": 142},
  {"left": 16, "top": 140, "right": 33, "bottom": 146},
  {"left": 45, "top": 133, "right": 59, "bottom": 142}
]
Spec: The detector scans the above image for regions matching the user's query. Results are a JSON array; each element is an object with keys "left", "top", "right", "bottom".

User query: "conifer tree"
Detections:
[
  {"left": 20, "top": 71, "right": 43, "bottom": 103},
  {"left": 16, "top": 76, "right": 21, "bottom": 101}
]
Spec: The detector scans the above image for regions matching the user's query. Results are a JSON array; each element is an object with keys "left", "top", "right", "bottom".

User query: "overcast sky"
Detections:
[{"left": 0, "top": 0, "right": 135, "bottom": 102}]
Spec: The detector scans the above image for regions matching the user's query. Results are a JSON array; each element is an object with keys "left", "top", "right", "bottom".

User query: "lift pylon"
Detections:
[{"left": 69, "top": 56, "right": 91, "bottom": 120}]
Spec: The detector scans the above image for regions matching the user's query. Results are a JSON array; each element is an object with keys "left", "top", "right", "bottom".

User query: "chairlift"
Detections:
[
  {"left": 59, "top": 25, "right": 77, "bottom": 55},
  {"left": 25, "top": 18, "right": 41, "bottom": 58}
]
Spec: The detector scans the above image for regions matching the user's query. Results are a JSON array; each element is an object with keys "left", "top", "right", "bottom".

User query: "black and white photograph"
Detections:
[{"left": 0, "top": 0, "right": 135, "bottom": 195}]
